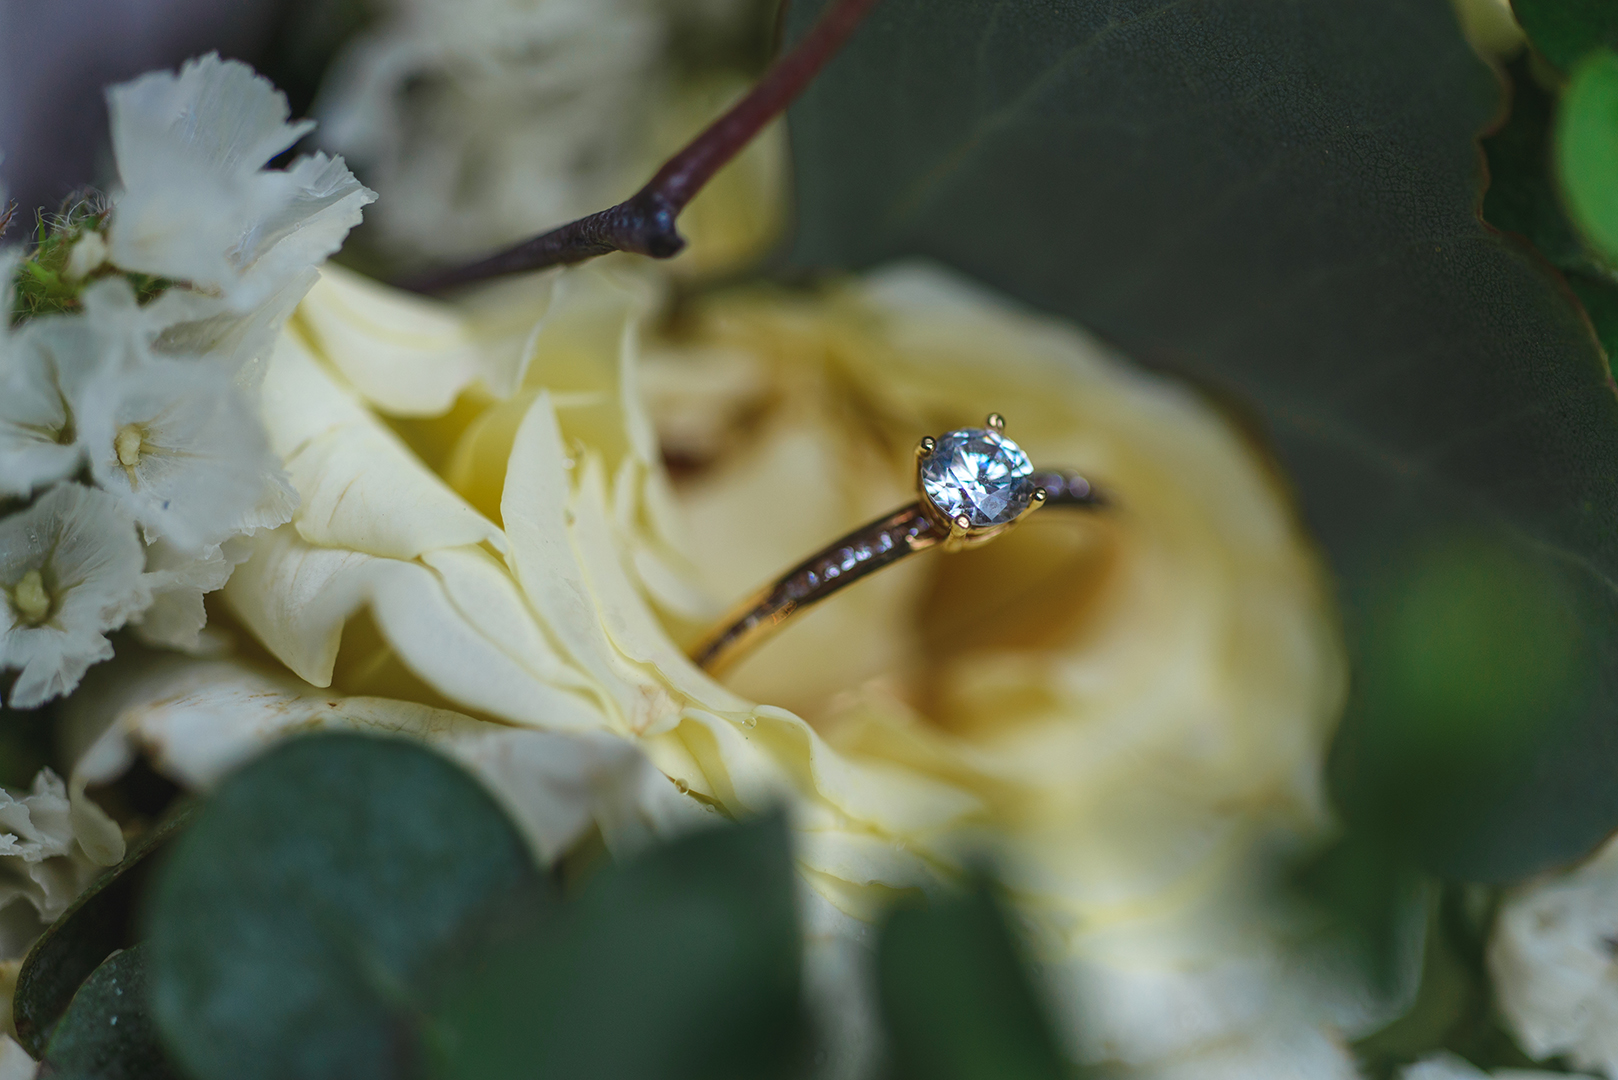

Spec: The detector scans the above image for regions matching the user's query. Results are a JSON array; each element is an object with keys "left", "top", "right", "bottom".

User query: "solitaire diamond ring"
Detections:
[{"left": 689, "top": 414, "right": 1105, "bottom": 674}]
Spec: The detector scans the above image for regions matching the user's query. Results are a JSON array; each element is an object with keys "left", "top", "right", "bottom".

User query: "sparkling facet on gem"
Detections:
[{"left": 919, "top": 427, "right": 1035, "bottom": 528}]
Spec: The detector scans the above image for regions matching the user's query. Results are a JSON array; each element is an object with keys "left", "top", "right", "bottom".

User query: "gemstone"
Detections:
[{"left": 919, "top": 428, "right": 1035, "bottom": 528}]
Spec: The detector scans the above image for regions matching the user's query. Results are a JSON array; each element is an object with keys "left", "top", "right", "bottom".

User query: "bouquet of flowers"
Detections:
[{"left": 2, "top": 0, "right": 1617, "bottom": 1077}]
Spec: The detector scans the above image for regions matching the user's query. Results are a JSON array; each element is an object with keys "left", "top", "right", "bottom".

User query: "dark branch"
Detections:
[{"left": 402, "top": 0, "right": 880, "bottom": 294}]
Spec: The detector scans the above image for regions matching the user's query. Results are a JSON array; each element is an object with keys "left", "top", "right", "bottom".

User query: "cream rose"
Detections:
[{"left": 66, "top": 256, "right": 1378, "bottom": 1076}]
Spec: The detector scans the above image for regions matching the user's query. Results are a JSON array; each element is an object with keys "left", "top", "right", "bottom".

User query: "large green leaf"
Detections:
[
  {"left": 40, "top": 944, "right": 177, "bottom": 1080},
  {"left": 143, "top": 733, "right": 544, "bottom": 1080},
  {"left": 786, "top": 0, "right": 1618, "bottom": 881},
  {"left": 876, "top": 884, "right": 1068, "bottom": 1080},
  {"left": 427, "top": 814, "right": 804, "bottom": 1080}
]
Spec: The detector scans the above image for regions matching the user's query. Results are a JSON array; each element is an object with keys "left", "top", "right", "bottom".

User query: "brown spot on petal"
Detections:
[{"left": 913, "top": 514, "right": 1120, "bottom": 736}]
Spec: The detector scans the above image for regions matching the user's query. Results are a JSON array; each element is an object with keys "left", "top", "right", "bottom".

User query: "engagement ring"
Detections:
[{"left": 690, "top": 414, "right": 1106, "bottom": 674}]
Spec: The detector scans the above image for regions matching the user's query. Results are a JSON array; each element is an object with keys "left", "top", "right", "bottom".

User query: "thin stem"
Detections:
[{"left": 403, "top": 0, "right": 880, "bottom": 294}]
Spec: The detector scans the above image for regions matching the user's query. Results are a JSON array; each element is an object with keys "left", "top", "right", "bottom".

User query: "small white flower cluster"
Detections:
[
  {"left": 0, "top": 55, "right": 374, "bottom": 709},
  {"left": 1400, "top": 1051, "right": 1580, "bottom": 1080},
  {"left": 1489, "top": 833, "right": 1618, "bottom": 1079},
  {"left": 0, "top": 770, "right": 110, "bottom": 957}
]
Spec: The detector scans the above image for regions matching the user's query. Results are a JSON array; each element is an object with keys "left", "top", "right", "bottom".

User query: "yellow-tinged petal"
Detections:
[
  {"left": 501, "top": 392, "right": 681, "bottom": 735},
  {"left": 569, "top": 454, "right": 748, "bottom": 716},
  {"left": 61, "top": 655, "right": 706, "bottom": 867},
  {"left": 263, "top": 325, "right": 505, "bottom": 558},
  {"left": 296, "top": 265, "right": 485, "bottom": 415},
  {"left": 223, "top": 525, "right": 373, "bottom": 684},
  {"left": 225, "top": 526, "right": 606, "bottom": 729}
]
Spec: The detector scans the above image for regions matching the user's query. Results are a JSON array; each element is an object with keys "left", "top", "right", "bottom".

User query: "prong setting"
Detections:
[
  {"left": 1013, "top": 484, "right": 1048, "bottom": 525},
  {"left": 914, "top": 416, "right": 1039, "bottom": 550}
]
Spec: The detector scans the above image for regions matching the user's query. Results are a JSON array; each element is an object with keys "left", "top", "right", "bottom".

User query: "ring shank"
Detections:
[{"left": 690, "top": 469, "right": 1103, "bottom": 675}]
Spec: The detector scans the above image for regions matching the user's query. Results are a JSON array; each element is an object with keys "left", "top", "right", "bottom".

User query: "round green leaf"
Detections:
[
  {"left": 428, "top": 814, "right": 804, "bottom": 1080},
  {"left": 144, "top": 732, "right": 544, "bottom": 1080},
  {"left": 41, "top": 944, "right": 176, "bottom": 1080},
  {"left": 876, "top": 885, "right": 1067, "bottom": 1080},
  {"left": 1558, "top": 49, "right": 1618, "bottom": 267}
]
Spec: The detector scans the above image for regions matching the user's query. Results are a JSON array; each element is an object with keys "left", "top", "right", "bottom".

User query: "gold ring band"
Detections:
[{"left": 690, "top": 415, "right": 1105, "bottom": 675}]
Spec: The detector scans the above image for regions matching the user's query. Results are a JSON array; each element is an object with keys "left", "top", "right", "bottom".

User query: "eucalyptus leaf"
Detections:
[
  {"left": 427, "top": 813, "right": 804, "bottom": 1080},
  {"left": 40, "top": 944, "right": 176, "bottom": 1080},
  {"left": 1512, "top": 0, "right": 1618, "bottom": 74},
  {"left": 786, "top": 0, "right": 1618, "bottom": 881},
  {"left": 143, "top": 733, "right": 544, "bottom": 1080},
  {"left": 876, "top": 884, "right": 1067, "bottom": 1080},
  {"left": 14, "top": 803, "right": 192, "bottom": 1057},
  {"left": 1558, "top": 50, "right": 1618, "bottom": 267}
]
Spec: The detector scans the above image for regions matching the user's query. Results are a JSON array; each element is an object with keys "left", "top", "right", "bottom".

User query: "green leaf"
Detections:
[
  {"left": 1558, "top": 50, "right": 1618, "bottom": 267},
  {"left": 1484, "top": 57, "right": 1596, "bottom": 272},
  {"left": 1294, "top": 836, "right": 1427, "bottom": 1001},
  {"left": 876, "top": 883, "right": 1068, "bottom": 1080},
  {"left": 786, "top": 0, "right": 1618, "bottom": 882},
  {"left": 1481, "top": 54, "right": 1618, "bottom": 373},
  {"left": 15, "top": 803, "right": 192, "bottom": 1056},
  {"left": 1354, "top": 889, "right": 1540, "bottom": 1075},
  {"left": 40, "top": 944, "right": 177, "bottom": 1080},
  {"left": 1568, "top": 272, "right": 1618, "bottom": 366},
  {"left": 1512, "top": 0, "right": 1618, "bottom": 74},
  {"left": 427, "top": 813, "right": 804, "bottom": 1080},
  {"left": 143, "top": 732, "right": 544, "bottom": 1080}
]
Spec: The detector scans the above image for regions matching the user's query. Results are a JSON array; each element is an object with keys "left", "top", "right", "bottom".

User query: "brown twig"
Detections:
[{"left": 402, "top": 0, "right": 881, "bottom": 294}]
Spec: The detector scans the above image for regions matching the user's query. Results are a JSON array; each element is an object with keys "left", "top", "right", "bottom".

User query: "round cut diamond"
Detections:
[{"left": 919, "top": 428, "right": 1034, "bottom": 527}]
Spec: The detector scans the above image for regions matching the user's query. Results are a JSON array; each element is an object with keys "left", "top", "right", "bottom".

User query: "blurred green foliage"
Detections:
[
  {"left": 40, "top": 944, "right": 173, "bottom": 1080},
  {"left": 14, "top": 803, "right": 192, "bottom": 1055},
  {"left": 1354, "top": 888, "right": 1542, "bottom": 1078},
  {"left": 876, "top": 884, "right": 1069, "bottom": 1080},
  {"left": 427, "top": 813, "right": 804, "bottom": 1080},
  {"left": 1362, "top": 538, "right": 1580, "bottom": 761},
  {"left": 1558, "top": 52, "right": 1618, "bottom": 268},
  {"left": 143, "top": 734, "right": 541, "bottom": 1080},
  {"left": 13, "top": 734, "right": 1094, "bottom": 1079},
  {"left": 1511, "top": 0, "right": 1618, "bottom": 74}
]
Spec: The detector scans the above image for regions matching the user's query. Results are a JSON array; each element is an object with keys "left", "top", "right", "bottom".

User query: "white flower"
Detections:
[
  {"left": 1490, "top": 833, "right": 1618, "bottom": 1078},
  {"left": 0, "top": 769, "right": 121, "bottom": 961},
  {"left": 1126, "top": 1024, "right": 1362, "bottom": 1080},
  {"left": 105, "top": 53, "right": 375, "bottom": 312},
  {"left": 0, "top": 483, "right": 148, "bottom": 709},
  {"left": 315, "top": 0, "right": 662, "bottom": 262},
  {"left": 0, "top": 325, "right": 94, "bottom": 499},
  {"left": 132, "top": 538, "right": 247, "bottom": 653},
  {"left": 0, "top": 287, "right": 138, "bottom": 500},
  {"left": 0, "top": 1034, "right": 34, "bottom": 1080},
  {"left": 78, "top": 346, "right": 288, "bottom": 552},
  {"left": 1401, "top": 1051, "right": 1585, "bottom": 1080}
]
